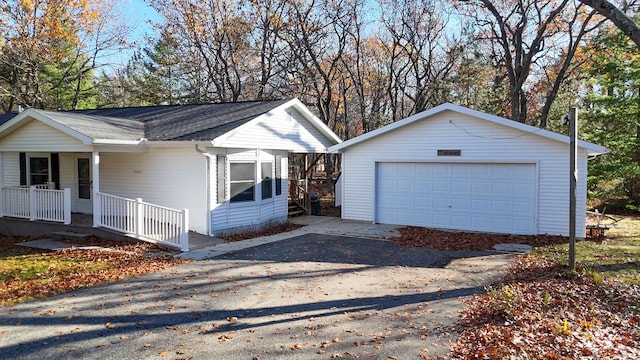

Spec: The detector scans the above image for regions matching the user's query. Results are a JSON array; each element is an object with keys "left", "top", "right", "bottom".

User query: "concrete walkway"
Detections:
[{"left": 177, "top": 216, "right": 403, "bottom": 260}]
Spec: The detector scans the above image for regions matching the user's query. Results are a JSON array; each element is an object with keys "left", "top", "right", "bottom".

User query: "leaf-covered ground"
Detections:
[
  {"left": 0, "top": 236, "right": 186, "bottom": 306},
  {"left": 221, "top": 221, "right": 304, "bottom": 242},
  {"left": 452, "top": 256, "right": 639, "bottom": 359},
  {"left": 394, "top": 226, "right": 568, "bottom": 250},
  {"left": 392, "top": 225, "right": 640, "bottom": 359}
]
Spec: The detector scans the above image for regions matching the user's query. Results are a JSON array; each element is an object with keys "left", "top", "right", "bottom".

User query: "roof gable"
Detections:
[
  {"left": 0, "top": 99, "right": 342, "bottom": 148},
  {"left": 75, "top": 99, "right": 291, "bottom": 141},
  {"left": 329, "top": 103, "right": 608, "bottom": 156}
]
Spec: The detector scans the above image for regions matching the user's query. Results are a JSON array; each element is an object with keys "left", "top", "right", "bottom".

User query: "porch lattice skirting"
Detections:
[{"left": 95, "top": 192, "right": 189, "bottom": 251}]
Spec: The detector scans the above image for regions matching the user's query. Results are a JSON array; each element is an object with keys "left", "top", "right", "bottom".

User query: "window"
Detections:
[
  {"left": 77, "top": 158, "right": 91, "bottom": 199},
  {"left": 230, "top": 163, "right": 255, "bottom": 202},
  {"left": 29, "top": 156, "right": 50, "bottom": 185},
  {"left": 275, "top": 155, "right": 282, "bottom": 196},
  {"left": 217, "top": 155, "right": 226, "bottom": 203},
  {"left": 261, "top": 162, "right": 273, "bottom": 200}
]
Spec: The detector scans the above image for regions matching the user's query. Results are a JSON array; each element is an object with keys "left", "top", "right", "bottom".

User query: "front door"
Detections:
[{"left": 75, "top": 156, "right": 92, "bottom": 214}]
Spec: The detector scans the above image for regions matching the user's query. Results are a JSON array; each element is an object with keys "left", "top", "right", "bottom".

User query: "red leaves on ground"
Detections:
[{"left": 393, "top": 226, "right": 567, "bottom": 251}]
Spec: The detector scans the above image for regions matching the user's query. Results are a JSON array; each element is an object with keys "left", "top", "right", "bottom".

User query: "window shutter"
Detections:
[
  {"left": 51, "top": 153, "right": 60, "bottom": 189},
  {"left": 217, "top": 155, "right": 227, "bottom": 203},
  {"left": 19, "top": 152, "right": 26, "bottom": 185}
]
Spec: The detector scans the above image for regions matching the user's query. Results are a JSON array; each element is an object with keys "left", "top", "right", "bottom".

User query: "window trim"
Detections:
[
  {"left": 26, "top": 153, "right": 51, "bottom": 186},
  {"left": 229, "top": 161, "right": 256, "bottom": 203}
]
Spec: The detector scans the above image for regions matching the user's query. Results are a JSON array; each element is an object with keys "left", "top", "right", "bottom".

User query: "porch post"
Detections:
[
  {"left": 92, "top": 151, "right": 100, "bottom": 227},
  {"left": 181, "top": 208, "right": 189, "bottom": 252},
  {"left": 63, "top": 188, "right": 71, "bottom": 225},
  {"left": 135, "top": 198, "right": 143, "bottom": 239}
]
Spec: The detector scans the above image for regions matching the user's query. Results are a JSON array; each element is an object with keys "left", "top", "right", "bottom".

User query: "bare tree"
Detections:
[
  {"left": 380, "top": 0, "right": 462, "bottom": 121},
  {"left": 579, "top": 0, "right": 640, "bottom": 47},
  {"left": 458, "top": 0, "right": 573, "bottom": 123}
]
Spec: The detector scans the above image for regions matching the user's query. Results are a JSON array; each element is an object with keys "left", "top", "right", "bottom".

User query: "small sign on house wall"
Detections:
[{"left": 437, "top": 149, "right": 461, "bottom": 156}]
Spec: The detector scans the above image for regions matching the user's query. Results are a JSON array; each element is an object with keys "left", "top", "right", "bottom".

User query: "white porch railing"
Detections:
[
  {"left": 0, "top": 186, "right": 71, "bottom": 224},
  {"left": 95, "top": 192, "right": 189, "bottom": 251}
]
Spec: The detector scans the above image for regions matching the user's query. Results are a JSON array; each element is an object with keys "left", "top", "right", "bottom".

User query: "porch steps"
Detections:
[
  {"left": 288, "top": 204, "right": 306, "bottom": 217},
  {"left": 52, "top": 231, "right": 91, "bottom": 241}
]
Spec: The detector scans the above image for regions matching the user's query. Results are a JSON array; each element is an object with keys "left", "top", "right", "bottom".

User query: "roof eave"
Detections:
[
  {"left": 328, "top": 103, "right": 608, "bottom": 154},
  {"left": 0, "top": 109, "right": 94, "bottom": 145},
  {"left": 212, "top": 98, "right": 343, "bottom": 147}
]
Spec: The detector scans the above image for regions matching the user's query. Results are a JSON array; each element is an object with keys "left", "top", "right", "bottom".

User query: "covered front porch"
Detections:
[{"left": 0, "top": 151, "right": 190, "bottom": 251}]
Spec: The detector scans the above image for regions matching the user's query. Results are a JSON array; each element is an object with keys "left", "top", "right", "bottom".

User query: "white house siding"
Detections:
[
  {"left": 99, "top": 146, "right": 209, "bottom": 233},
  {"left": 218, "top": 108, "right": 334, "bottom": 153},
  {"left": 341, "top": 110, "right": 588, "bottom": 237},
  {"left": 0, "top": 120, "right": 87, "bottom": 152},
  {"left": 1, "top": 152, "right": 20, "bottom": 186},
  {"left": 210, "top": 148, "right": 289, "bottom": 235}
]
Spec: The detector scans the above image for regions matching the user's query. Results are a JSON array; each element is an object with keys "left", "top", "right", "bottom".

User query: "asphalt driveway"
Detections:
[{"left": 0, "top": 233, "right": 515, "bottom": 359}]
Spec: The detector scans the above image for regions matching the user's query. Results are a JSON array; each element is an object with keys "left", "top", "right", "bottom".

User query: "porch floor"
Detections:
[{"left": 4, "top": 213, "right": 223, "bottom": 252}]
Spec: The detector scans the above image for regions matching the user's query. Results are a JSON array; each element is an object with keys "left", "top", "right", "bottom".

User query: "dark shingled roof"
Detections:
[
  {"left": 72, "top": 99, "right": 291, "bottom": 141},
  {"left": 0, "top": 112, "right": 17, "bottom": 126},
  {"left": 0, "top": 99, "right": 292, "bottom": 141}
]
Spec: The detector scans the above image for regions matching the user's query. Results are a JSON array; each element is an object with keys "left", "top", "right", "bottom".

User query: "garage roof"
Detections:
[{"left": 329, "top": 103, "right": 609, "bottom": 156}]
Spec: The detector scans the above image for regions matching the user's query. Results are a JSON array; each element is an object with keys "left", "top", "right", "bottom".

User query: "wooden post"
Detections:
[{"left": 569, "top": 107, "right": 578, "bottom": 271}]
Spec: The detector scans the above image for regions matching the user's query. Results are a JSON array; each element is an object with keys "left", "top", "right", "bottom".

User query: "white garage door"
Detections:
[{"left": 375, "top": 162, "right": 536, "bottom": 234}]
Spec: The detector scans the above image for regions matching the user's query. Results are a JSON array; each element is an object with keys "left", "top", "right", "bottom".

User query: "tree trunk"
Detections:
[{"left": 579, "top": 0, "right": 640, "bottom": 48}]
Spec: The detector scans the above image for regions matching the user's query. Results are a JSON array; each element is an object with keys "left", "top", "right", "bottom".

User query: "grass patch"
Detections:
[
  {"left": 533, "top": 217, "right": 640, "bottom": 284},
  {"left": 0, "top": 236, "right": 185, "bottom": 306}
]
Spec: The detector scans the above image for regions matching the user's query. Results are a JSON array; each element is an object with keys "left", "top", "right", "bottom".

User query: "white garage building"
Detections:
[{"left": 329, "top": 103, "right": 608, "bottom": 237}]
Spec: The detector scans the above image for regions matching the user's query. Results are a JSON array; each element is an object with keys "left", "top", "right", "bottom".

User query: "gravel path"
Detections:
[{"left": 0, "top": 234, "right": 514, "bottom": 359}]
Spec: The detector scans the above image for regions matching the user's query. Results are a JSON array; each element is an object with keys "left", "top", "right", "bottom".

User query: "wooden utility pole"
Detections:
[{"left": 569, "top": 107, "right": 578, "bottom": 270}]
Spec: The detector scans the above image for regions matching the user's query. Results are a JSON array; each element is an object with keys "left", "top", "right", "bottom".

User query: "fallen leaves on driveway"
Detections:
[{"left": 393, "top": 226, "right": 567, "bottom": 250}]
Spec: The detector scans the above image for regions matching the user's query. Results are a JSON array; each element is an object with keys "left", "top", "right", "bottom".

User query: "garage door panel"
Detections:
[
  {"left": 512, "top": 201, "right": 534, "bottom": 215},
  {"left": 414, "top": 196, "right": 431, "bottom": 209},
  {"left": 471, "top": 199, "right": 489, "bottom": 211},
  {"left": 490, "top": 199, "right": 510, "bottom": 212},
  {"left": 513, "top": 182, "right": 534, "bottom": 193},
  {"left": 451, "top": 215, "right": 470, "bottom": 227},
  {"left": 471, "top": 216, "right": 489, "bottom": 229},
  {"left": 432, "top": 214, "right": 450, "bottom": 226},
  {"left": 415, "top": 179, "right": 431, "bottom": 191},
  {"left": 376, "top": 162, "right": 536, "bottom": 234},
  {"left": 471, "top": 181, "right": 490, "bottom": 194},
  {"left": 397, "top": 195, "right": 415, "bottom": 206},
  {"left": 433, "top": 181, "right": 450, "bottom": 193},
  {"left": 452, "top": 181, "right": 470, "bottom": 193},
  {"left": 451, "top": 197, "right": 468, "bottom": 209},
  {"left": 397, "top": 163, "right": 413, "bottom": 177},
  {"left": 432, "top": 197, "right": 450, "bottom": 209}
]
